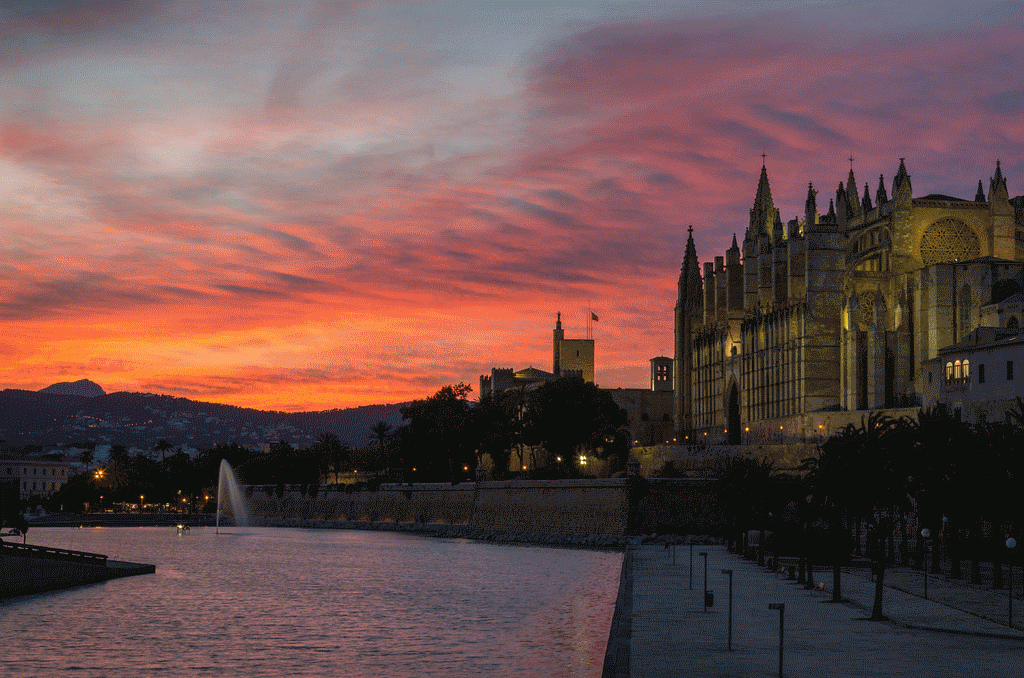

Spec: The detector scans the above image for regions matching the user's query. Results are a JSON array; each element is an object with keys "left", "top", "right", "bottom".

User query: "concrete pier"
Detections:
[{"left": 0, "top": 540, "right": 155, "bottom": 599}]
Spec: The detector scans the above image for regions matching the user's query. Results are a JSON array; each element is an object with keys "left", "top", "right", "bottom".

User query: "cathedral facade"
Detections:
[{"left": 675, "top": 159, "right": 1024, "bottom": 442}]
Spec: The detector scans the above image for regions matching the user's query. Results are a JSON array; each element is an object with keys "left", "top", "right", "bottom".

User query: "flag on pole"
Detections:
[{"left": 591, "top": 312, "right": 599, "bottom": 322}]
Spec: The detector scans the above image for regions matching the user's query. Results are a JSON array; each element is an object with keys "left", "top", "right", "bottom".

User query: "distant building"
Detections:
[
  {"left": 553, "top": 312, "right": 595, "bottom": 383},
  {"left": 1, "top": 459, "right": 73, "bottom": 500},
  {"left": 480, "top": 315, "right": 674, "bottom": 446},
  {"left": 651, "top": 356, "right": 673, "bottom": 391},
  {"left": 677, "top": 158, "right": 1024, "bottom": 443},
  {"left": 480, "top": 313, "right": 593, "bottom": 398},
  {"left": 923, "top": 326, "right": 1024, "bottom": 426}
]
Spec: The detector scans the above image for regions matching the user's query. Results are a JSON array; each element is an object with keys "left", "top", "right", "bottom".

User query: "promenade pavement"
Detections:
[{"left": 605, "top": 544, "right": 1024, "bottom": 677}]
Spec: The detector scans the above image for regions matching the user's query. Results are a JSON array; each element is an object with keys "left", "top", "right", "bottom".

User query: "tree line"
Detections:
[
  {"left": 713, "top": 399, "right": 1024, "bottom": 621},
  {"left": 26, "top": 376, "right": 627, "bottom": 512}
]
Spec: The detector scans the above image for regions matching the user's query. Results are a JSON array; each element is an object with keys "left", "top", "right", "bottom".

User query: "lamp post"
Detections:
[
  {"left": 901, "top": 514, "right": 909, "bottom": 567},
  {"left": 768, "top": 602, "right": 784, "bottom": 678},
  {"left": 935, "top": 515, "right": 948, "bottom": 574},
  {"left": 1008, "top": 537, "right": 1017, "bottom": 627},
  {"left": 921, "top": 528, "right": 931, "bottom": 599},
  {"left": 721, "top": 569, "right": 733, "bottom": 651},
  {"left": 700, "top": 551, "right": 708, "bottom": 612}
]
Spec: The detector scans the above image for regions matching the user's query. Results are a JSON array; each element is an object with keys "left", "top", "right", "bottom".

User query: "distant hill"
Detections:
[
  {"left": 0, "top": 388, "right": 408, "bottom": 451},
  {"left": 38, "top": 379, "right": 106, "bottom": 397}
]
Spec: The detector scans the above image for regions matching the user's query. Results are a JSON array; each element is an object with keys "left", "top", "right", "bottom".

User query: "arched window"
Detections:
[
  {"left": 954, "top": 360, "right": 962, "bottom": 379},
  {"left": 945, "top": 362, "right": 954, "bottom": 380},
  {"left": 962, "top": 360, "right": 970, "bottom": 379}
]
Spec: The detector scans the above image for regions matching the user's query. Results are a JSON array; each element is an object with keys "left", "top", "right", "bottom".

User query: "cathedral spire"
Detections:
[
  {"left": 749, "top": 163, "right": 778, "bottom": 237},
  {"left": 976, "top": 180, "right": 986, "bottom": 202},
  {"left": 835, "top": 182, "right": 848, "bottom": 225},
  {"left": 846, "top": 160, "right": 861, "bottom": 217},
  {"left": 893, "top": 157, "right": 911, "bottom": 197},
  {"left": 804, "top": 182, "right": 817, "bottom": 227},
  {"left": 876, "top": 174, "right": 888, "bottom": 206},
  {"left": 679, "top": 225, "right": 703, "bottom": 312},
  {"left": 827, "top": 198, "right": 836, "bottom": 223},
  {"left": 730, "top": 233, "right": 739, "bottom": 250},
  {"left": 861, "top": 182, "right": 873, "bottom": 212},
  {"left": 989, "top": 159, "right": 1010, "bottom": 211}
]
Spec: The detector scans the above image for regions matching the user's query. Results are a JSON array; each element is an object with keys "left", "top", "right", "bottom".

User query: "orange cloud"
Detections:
[{"left": 1, "top": 2, "right": 1022, "bottom": 410}]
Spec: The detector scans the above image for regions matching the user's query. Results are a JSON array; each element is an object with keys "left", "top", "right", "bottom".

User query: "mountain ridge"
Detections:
[
  {"left": 38, "top": 379, "right": 106, "bottom": 397},
  {"left": 0, "top": 388, "right": 408, "bottom": 451}
]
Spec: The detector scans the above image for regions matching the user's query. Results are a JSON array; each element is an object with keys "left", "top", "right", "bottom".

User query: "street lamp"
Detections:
[
  {"left": 921, "top": 528, "right": 931, "bottom": 599},
  {"left": 768, "top": 602, "right": 785, "bottom": 678},
  {"left": 721, "top": 569, "right": 733, "bottom": 651},
  {"left": 1008, "top": 537, "right": 1017, "bottom": 628},
  {"left": 936, "top": 515, "right": 948, "bottom": 574},
  {"left": 689, "top": 542, "right": 694, "bottom": 590},
  {"left": 700, "top": 551, "right": 708, "bottom": 612}
]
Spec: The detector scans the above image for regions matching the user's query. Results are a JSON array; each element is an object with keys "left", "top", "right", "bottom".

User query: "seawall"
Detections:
[
  {"left": 245, "top": 478, "right": 722, "bottom": 537},
  {"left": 0, "top": 541, "right": 155, "bottom": 599}
]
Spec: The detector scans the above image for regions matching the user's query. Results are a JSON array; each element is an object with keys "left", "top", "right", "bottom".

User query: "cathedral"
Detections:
[{"left": 675, "top": 158, "right": 1024, "bottom": 443}]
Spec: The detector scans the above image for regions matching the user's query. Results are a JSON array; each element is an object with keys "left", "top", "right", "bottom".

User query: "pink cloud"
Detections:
[{"left": 1, "top": 3, "right": 1023, "bottom": 410}]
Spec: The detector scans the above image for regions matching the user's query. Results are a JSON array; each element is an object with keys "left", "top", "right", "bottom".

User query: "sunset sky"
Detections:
[{"left": 2, "top": 0, "right": 1023, "bottom": 411}]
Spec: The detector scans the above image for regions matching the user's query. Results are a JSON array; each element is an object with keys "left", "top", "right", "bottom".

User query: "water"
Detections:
[
  {"left": 216, "top": 459, "right": 250, "bottom": 532},
  {"left": 2, "top": 527, "right": 621, "bottom": 677}
]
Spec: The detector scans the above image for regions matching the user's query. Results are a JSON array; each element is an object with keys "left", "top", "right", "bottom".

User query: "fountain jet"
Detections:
[{"left": 216, "top": 459, "right": 251, "bottom": 534}]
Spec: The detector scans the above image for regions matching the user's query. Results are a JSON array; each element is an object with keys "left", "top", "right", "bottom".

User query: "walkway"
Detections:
[{"left": 604, "top": 544, "right": 1024, "bottom": 677}]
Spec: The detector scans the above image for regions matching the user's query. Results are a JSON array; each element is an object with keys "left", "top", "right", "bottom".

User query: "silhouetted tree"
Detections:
[
  {"left": 397, "top": 383, "right": 476, "bottom": 482},
  {"left": 314, "top": 433, "right": 350, "bottom": 483},
  {"left": 525, "top": 376, "right": 626, "bottom": 475}
]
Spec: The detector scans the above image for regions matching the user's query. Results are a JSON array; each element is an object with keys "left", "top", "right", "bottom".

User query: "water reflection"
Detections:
[{"left": 3, "top": 528, "right": 620, "bottom": 677}]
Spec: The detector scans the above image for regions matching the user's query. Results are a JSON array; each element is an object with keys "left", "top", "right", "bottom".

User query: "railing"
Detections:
[
  {"left": 944, "top": 376, "right": 971, "bottom": 391},
  {"left": 0, "top": 540, "right": 107, "bottom": 567}
]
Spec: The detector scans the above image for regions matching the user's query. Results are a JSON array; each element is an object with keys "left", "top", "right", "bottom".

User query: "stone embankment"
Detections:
[
  {"left": 256, "top": 517, "right": 640, "bottom": 549},
  {"left": 246, "top": 477, "right": 721, "bottom": 538},
  {"left": 0, "top": 540, "right": 155, "bottom": 599}
]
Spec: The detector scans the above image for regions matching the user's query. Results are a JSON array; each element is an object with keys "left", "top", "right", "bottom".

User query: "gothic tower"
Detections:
[{"left": 674, "top": 226, "right": 703, "bottom": 434}]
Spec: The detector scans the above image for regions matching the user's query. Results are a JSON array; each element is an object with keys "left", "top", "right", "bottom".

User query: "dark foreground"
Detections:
[
  {"left": 602, "top": 544, "right": 1024, "bottom": 678},
  {"left": 0, "top": 540, "right": 155, "bottom": 598}
]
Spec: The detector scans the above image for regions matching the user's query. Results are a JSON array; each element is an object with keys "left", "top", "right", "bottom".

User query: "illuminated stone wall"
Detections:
[{"left": 246, "top": 478, "right": 721, "bottom": 536}]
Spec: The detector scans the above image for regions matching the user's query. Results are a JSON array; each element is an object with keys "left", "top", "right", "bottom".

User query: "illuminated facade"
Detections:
[
  {"left": 676, "top": 159, "right": 1024, "bottom": 441},
  {"left": 2, "top": 459, "right": 72, "bottom": 500}
]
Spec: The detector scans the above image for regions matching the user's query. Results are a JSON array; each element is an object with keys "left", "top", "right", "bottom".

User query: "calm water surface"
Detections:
[{"left": 2, "top": 527, "right": 621, "bottom": 677}]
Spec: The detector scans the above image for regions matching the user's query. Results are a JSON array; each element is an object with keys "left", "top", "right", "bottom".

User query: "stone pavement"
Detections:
[{"left": 603, "top": 544, "right": 1024, "bottom": 677}]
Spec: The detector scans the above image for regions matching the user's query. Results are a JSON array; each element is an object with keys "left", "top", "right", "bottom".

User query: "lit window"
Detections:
[
  {"left": 945, "top": 362, "right": 954, "bottom": 380},
  {"left": 962, "top": 360, "right": 969, "bottom": 378},
  {"left": 954, "top": 360, "right": 962, "bottom": 379}
]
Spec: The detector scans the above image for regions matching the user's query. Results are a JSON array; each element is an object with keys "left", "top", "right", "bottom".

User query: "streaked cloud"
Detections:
[{"left": 1, "top": 0, "right": 1022, "bottom": 410}]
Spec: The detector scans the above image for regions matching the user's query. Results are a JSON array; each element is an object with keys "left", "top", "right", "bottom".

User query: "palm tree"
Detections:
[
  {"left": 369, "top": 421, "right": 393, "bottom": 472},
  {"left": 370, "top": 421, "right": 392, "bottom": 449},
  {"left": 804, "top": 411, "right": 914, "bottom": 617},
  {"left": 314, "top": 433, "right": 349, "bottom": 484},
  {"left": 154, "top": 439, "right": 173, "bottom": 463}
]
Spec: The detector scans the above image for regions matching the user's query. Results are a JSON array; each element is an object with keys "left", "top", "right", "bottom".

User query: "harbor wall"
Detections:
[
  {"left": 246, "top": 478, "right": 721, "bottom": 536},
  {"left": 0, "top": 542, "right": 155, "bottom": 598}
]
